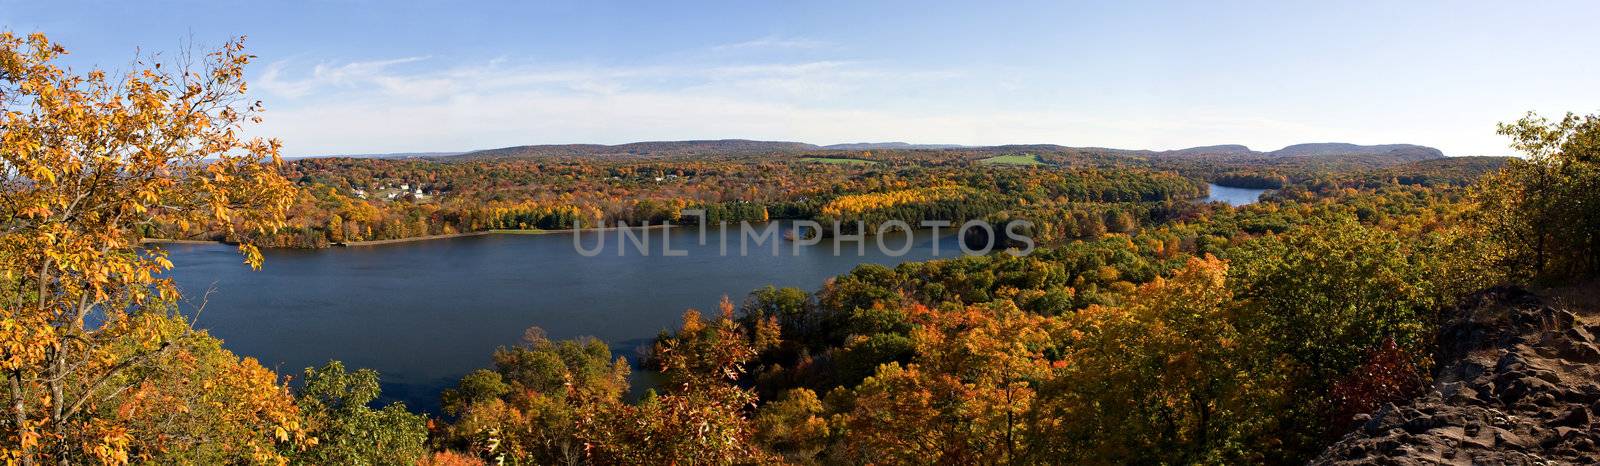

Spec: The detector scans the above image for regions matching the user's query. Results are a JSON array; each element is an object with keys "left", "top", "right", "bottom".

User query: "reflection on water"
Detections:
[{"left": 161, "top": 223, "right": 959, "bottom": 412}]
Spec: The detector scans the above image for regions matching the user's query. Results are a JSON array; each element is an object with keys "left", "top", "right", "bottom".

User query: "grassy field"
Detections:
[
  {"left": 978, "top": 154, "right": 1045, "bottom": 165},
  {"left": 801, "top": 157, "right": 879, "bottom": 165}
]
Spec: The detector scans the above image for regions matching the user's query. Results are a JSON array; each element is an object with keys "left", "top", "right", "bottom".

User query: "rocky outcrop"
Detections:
[{"left": 1315, "top": 287, "right": 1600, "bottom": 465}]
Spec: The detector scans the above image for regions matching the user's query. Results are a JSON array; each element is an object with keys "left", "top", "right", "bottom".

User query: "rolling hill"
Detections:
[
  {"left": 449, "top": 139, "right": 819, "bottom": 159},
  {"left": 1270, "top": 143, "right": 1444, "bottom": 159},
  {"left": 435, "top": 139, "right": 1450, "bottom": 169},
  {"left": 823, "top": 142, "right": 970, "bottom": 150}
]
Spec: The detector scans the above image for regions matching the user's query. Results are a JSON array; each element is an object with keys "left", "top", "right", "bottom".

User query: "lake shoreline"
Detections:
[
  {"left": 139, "top": 238, "right": 225, "bottom": 245},
  {"left": 339, "top": 224, "right": 673, "bottom": 247},
  {"left": 1199, "top": 182, "right": 1270, "bottom": 206},
  {"left": 141, "top": 224, "right": 675, "bottom": 249}
]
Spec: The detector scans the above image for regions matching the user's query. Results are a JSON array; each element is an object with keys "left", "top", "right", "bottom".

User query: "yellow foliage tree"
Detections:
[
  {"left": 832, "top": 301, "right": 1055, "bottom": 464},
  {"left": 819, "top": 185, "right": 968, "bottom": 217},
  {"left": 0, "top": 33, "right": 298, "bottom": 463}
]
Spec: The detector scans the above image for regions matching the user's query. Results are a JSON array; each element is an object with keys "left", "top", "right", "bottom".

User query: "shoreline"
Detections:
[
  {"left": 139, "top": 238, "right": 232, "bottom": 245},
  {"left": 141, "top": 224, "right": 676, "bottom": 249},
  {"left": 341, "top": 224, "right": 671, "bottom": 247},
  {"left": 338, "top": 231, "right": 494, "bottom": 246}
]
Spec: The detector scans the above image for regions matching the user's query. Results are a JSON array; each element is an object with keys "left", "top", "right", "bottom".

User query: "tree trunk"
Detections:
[{"left": 11, "top": 370, "right": 34, "bottom": 466}]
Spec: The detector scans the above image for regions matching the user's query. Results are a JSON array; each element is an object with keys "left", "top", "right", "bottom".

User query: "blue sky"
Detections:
[{"left": 4, "top": 0, "right": 1597, "bottom": 156}]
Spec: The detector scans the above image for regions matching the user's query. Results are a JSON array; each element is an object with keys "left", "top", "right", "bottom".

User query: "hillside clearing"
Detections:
[
  {"left": 979, "top": 154, "right": 1044, "bottom": 165},
  {"left": 801, "top": 157, "right": 879, "bottom": 165}
]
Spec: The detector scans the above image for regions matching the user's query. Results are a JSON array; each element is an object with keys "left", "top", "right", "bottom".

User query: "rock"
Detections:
[
  {"left": 1501, "top": 376, "right": 1557, "bottom": 405},
  {"left": 1312, "top": 287, "right": 1600, "bottom": 465},
  {"left": 1554, "top": 407, "right": 1591, "bottom": 428},
  {"left": 1495, "top": 427, "right": 1532, "bottom": 450},
  {"left": 1555, "top": 426, "right": 1584, "bottom": 440},
  {"left": 1459, "top": 433, "right": 1495, "bottom": 449},
  {"left": 1559, "top": 338, "right": 1600, "bottom": 362},
  {"left": 1565, "top": 326, "right": 1595, "bottom": 343}
]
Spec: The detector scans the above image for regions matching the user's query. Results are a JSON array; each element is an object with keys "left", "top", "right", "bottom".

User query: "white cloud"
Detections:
[
  {"left": 250, "top": 54, "right": 985, "bottom": 155},
  {"left": 709, "top": 36, "right": 831, "bottom": 52},
  {"left": 258, "top": 56, "right": 430, "bottom": 99}
]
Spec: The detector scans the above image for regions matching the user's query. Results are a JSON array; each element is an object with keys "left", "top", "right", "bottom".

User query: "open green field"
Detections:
[
  {"left": 800, "top": 157, "right": 879, "bottom": 165},
  {"left": 978, "top": 154, "right": 1044, "bottom": 165}
]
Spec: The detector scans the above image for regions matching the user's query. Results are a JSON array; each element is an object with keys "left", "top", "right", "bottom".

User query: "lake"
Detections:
[
  {"left": 161, "top": 223, "right": 961, "bottom": 412},
  {"left": 1204, "top": 183, "right": 1268, "bottom": 205}
]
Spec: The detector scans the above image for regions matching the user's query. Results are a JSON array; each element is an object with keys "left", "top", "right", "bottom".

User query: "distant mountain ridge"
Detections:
[
  {"left": 1269, "top": 143, "right": 1443, "bottom": 158},
  {"left": 823, "top": 142, "right": 969, "bottom": 150},
  {"left": 432, "top": 139, "right": 1447, "bottom": 161},
  {"left": 452, "top": 139, "right": 818, "bottom": 159},
  {"left": 293, "top": 151, "right": 467, "bottom": 160},
  {"left": 1158, "top": 143, "right": 1444, "bottom": 159},
  {"left": 1162, "top": 144, "right": 1256, "bottom": 156}
]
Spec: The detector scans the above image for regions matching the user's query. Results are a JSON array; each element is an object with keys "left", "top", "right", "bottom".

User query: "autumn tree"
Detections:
[
  {"left": 89, "top": 312, "right": 308, "bottom": 464},
  {"left": 1476, "top": 111, "right": 1600, "bottom": 280},
  {"left": 294, "top": 361, "right": 428, "bottom": 465},
  {"left": 579, "top": 300, "right": 775, "bottom": 464},
  {"left": 830, "top": 301, "right": 1055, "bottom": 464},
  {"left": 325, "top": 214, "right": 344, "bottom": 243},
  {"left": 1227, "top": 218, "right": 1440, "bottom": 457},
  {"left": 752, "top": 388, "right": 829, "bottom": 464},
  {"left": 0, "top": 33, "right": 296, "bottom": 463},
  {"left": 1037, "top": 256, "right": 1271, "bottom": 463},
  {"left": 438, "top": 328, "right": 629, "bottom": 465},
  {"left": 1104, "top": 210, "right": 1136, "bottom": 233}
]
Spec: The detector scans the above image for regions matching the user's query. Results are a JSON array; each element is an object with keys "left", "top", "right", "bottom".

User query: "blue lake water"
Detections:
[
  {"left": 1204, "top": 183, "right": 1269, "bottom": 205},
  {"left": 161, "top": 224, "right": 961, "bottom": 412}
]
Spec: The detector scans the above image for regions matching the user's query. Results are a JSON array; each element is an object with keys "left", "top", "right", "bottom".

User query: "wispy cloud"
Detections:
[
  {"left": 257, "top": 57, "right": 901, "bottom": 101},
  {"left": 248, "top": 55, "right": 934, "bottom": 154},
  {"left": 258, "top": 56, "right": 431, "bottom": 99},
  {"left": 709, "top": 36, "right": 831, "bottom": 52},
  {"left": 245, "top": 45, "right": 1385, "bottom": 156}
]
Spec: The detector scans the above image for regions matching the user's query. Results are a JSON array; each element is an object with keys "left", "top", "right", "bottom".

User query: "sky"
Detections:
[{"left": 4, "top": 0, "right": 1597, "bottom": 157}]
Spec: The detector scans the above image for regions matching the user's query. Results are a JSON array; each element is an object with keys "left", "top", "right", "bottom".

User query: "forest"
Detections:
[
  {"left": 153, "top": 148, "right": 1218, "bottom": 247},
  {"left": 5, "top": 32, "right": 1600, "bottom": 465},
  {"left": 140, "top": 132, "right": 1495, "bottom": 251}
]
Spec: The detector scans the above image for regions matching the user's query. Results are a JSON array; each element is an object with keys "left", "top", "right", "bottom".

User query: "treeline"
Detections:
[
  {"left": 953, "top": 167, "right": 1206, "bottom": 203},
  {"left": 151, "top": 128, "right": 1499, "bottom": 250},
  {"left": 1212, "top": 171, "right": 1288, "bottom": 189},
  {"left": 155, "top": 158, "right": 1214, "bottom": 247}
]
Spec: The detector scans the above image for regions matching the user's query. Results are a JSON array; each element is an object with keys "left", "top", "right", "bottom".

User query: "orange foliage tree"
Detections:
[{"left": 831, "top": 301, "right": 1056, "bottom": 464}]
